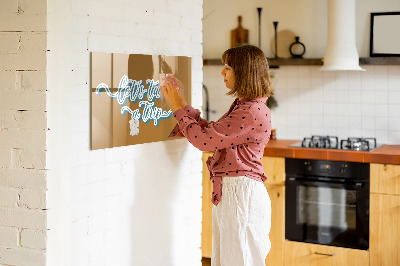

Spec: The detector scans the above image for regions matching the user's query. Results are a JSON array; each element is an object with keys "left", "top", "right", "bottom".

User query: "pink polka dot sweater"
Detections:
[{"left": 169, "top": 97, "right": 272, "bottom": 206}]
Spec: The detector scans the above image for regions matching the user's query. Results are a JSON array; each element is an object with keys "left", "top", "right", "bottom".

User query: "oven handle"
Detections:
[
  {"left": 314, "top": 252, "right": 335, "bottom": 257},
  {"left": 286, "top": 177, "right": 364, "bottom": 189}
]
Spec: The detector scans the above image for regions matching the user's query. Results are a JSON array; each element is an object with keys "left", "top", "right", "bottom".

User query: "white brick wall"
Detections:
[
  {"left": 47, "top": 1, "right": 203, "bottom": 266},
  {"left": 0, "top": 0, "right": 48, "bottom": 265}
]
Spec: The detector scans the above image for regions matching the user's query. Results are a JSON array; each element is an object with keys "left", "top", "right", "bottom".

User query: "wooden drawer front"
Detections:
[
  {"left": 370, "top": 193, "right": 400, "bottom": 266},
  {"left": 262, "top": 156, "right": 285, "bottom": 185},
  {"left": 284, "top": 241, "right": 369, "bottom": 266},
  {"left": 370, "top": 163, "right": 400, "bottom": 195}
]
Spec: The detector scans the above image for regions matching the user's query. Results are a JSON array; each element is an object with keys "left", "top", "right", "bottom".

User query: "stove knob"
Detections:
[{"left": 340, "top": 164, "right": 347, "bottom": 174}]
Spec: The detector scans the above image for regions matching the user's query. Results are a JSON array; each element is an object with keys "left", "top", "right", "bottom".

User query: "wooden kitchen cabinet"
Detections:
[
  {"left": 262, "top": 156, "right": 285, "bottom": 266},
  {"left": 370, "top": 163, "right": 400, "bottom": 266},
  {"left": 284, "top": 241, "right": 369, "bottom": 266},
  {"left": 370, "top": 163, "right": 400, "bottom": 195},
  {"left": 264, "top": 184, "right": 285, "bottom": 266},
  {"left": 202, "top": 152, "right": 213, "bottom": 258}
]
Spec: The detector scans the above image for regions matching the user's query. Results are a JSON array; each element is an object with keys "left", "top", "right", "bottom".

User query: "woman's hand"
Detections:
[{"left": 160, "top": 76, "right": 187, "bottom": 113}]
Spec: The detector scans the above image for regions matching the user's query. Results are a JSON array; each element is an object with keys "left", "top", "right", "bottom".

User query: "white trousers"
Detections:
[{"left": 212, "top": 176, "right": 271, "bottom": 266}]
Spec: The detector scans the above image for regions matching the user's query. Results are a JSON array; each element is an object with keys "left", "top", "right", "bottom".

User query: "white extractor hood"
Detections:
[{"left": 320, "top": 0, "right": 365, "bottom": 71}]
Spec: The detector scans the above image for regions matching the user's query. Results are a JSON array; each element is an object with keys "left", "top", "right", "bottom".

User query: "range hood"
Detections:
[{"left": 320, "top": 0, "right": 365, "bottom": 71}]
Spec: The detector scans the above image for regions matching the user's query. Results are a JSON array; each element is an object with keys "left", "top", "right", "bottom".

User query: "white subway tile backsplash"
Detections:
[
  {"left": 388, "top": 91, "right": 400, "bottom": 104},
  {"left": 388, "top": 76, "right": 400, "bottom": 91},
  {"left": 361, "top": 104, "right": 375, "bottom": 116},
  {"left": 388, "top": 104, "right": 400, "bottom": 117},
  {"left": 286, "top": 77, "right": 299, "bottom": 89},
  {"left": 388, "top": 131, "right": 400, "bottom": 143},
  {"left": 361, "top": 90, "right": 375, "bottom": 103},
  {"left": 348, "top": 90, "right": 362, "bottom": 104},
  {"left": 388, "top": 65, "right": 400, "bottom": 76},
  {"left": 374, "top": 90, "right": 388, "bottom": 104},
  {"left": 375, "top": 104, "right": 389, "bottom": 117},
  {"left": 374, "top": 130, "right": 389, "bottom": 144},
  {"left": 375, "top": 117, "right": 389, "bottom": 130},
  {"left": 374, "top": 78, "right": 388, "bottom": 91},
  {"left": 323, "top": 103, "right": 336, "bottom": 116},
  {"left": 285, "top": 66, "right": 298, "bottom": 77},
  {"left": 205, "top": 65, "right": 400, "bottom": 144},
  {"left": 374, "top": 65, "right": 388, "bottom": 77},
  {"left": 388, "top": 117, "right": 400, "bottom": 131}
]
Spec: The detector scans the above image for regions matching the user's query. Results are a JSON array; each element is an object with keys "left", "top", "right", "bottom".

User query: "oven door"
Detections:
[{"left": 285, "top": 177, "right": 369, "bottom": 250}]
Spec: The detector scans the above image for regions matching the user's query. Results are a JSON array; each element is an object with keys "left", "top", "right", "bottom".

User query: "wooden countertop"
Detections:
[{"left": 263, "top": 139, "right": 400, "bottom": 165}]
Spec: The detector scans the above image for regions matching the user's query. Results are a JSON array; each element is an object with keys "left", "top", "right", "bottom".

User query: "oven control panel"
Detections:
[{"left": 286, "top": 158, "right": 369, "bottom": 180}]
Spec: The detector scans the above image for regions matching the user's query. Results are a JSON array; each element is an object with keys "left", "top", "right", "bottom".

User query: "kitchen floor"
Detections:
[{"left": 202, "top": 257, "right": 211, "bottom": 266}]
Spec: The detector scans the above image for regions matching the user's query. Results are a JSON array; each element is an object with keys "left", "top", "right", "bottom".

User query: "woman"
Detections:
[{"left": 161, "top": 44, "right": 273, "bottom": 266}]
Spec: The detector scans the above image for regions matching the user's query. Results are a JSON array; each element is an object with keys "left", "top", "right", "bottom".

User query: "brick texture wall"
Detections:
[
  {"left": 1, "top": 0, "right": 203, "bottom": 265},
  {"left": 0, "top": 0, "right": 48, "bottom": 265},
  {"left": 46, "top": 0, "right": 203, "bottom": 266}
]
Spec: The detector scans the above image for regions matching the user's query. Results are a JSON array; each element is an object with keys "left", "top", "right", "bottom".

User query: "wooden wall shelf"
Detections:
[
  {"left": 359, "top": 57, "right": 400, "bottom": 65},
  {"left": 203, "top": 57, "right": 400, "bottom": 67}
]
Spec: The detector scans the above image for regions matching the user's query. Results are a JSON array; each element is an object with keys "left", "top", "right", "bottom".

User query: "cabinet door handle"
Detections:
[{"left": 314, "top": 252, "right": 335, "bottom": 257}]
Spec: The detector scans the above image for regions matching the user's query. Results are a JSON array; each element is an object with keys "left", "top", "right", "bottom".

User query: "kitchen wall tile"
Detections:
[
  {"left": 374, "top": 65, "right": 388, "bottom": 77},
  {"left": 310, "top": 66, "right": 323, "bottom": 77},
  {"left": 311, "top": 102, "right": 324, "bottom": 113},
  {"left": 336, "top": 103, "right": 349, "bottom": 116},
  {"left": 361, "top": 73, "right": 374, "bottom": 91},
  {"left": 323, "top": 103, "right": 336, "bottom": 115},
  {"left": 361, "top": 90, "right": 375, "bottom": 103},
  {"left": 298, "top": 77, "right": 311, "bottom": 89},
  {"left": 311, "top": 114, "right": 323, "bottom": 128},
  {"left": 387, "top": 65, "right": 400, "bottom": 76},
  {"left": 323, "top": 87, "right": 336, "bottom": 103},
  {"left": 335, "top": 72, "right": 349, "bottom": 90},
  {"left": 388, "top": 117, "right": 400, "bottom": 131},
  {"left": 323, "top": 115, "right": 336, "bottom": 129},
  {"left": 374, "top": 130, "right": 389, "bottom": 144},
  {"left": 375, "top": 104, "right": 389, "bottom": 117},
  {"left": 389, "top": 104, "right": 400, "bottom": 117},
  {"left": 374, "top": 77, "right": 388, "bottom": 91},
  {"left": 348, "top": 71, "right": 362, "bottom": 90},
  {"left": 322, "top": 70, "right": 335, "bottom": 78},
  {"left": 336, "top": 90, "right": 349, "bottom": 103},
  {"left": 361, "top": 103, "right": 375, "bottom": 116},
  {"left": 374, "top": 117, "right": 389, "bottom": 130},
  {"left": 272, "top": 67, "right": 286, "bottom": 78},
  {"left": 336, "top": 128, "right": 349, "bottom": 140},
  {"left": 374, "top": 90, "right": 388, "bottom": 104},
  {"left": 361, "top": 129, "right": 375, "bottom": 138},
  {"left": 298, "top": 67, "right": 311, "bottom": 78},
  {"left": 348, "top": 102, "right": 362, "bottom": 116},
  {"left": 362, "top": 116, "right": 375, "bottom": 130},
  {"left": 285, "top": 66, "right": 298, "bottom": 77},
  {"left": 311, "top": 127, "right": 325, "bottom": 136},
  {"left": 349, "top": 116, "right": 362, "bottom": 129},
  {"left": 204, "top": 65, "right": 400, "bottom": 144},
  {"left": 311, "top": 86, "right": 323, "bottom": 101},
  {"left": 286, "top": 77, "right": 299, "bottom": 89},
  {"left": 349, "top": 128, "right": 363, "bottom": 137},
  {"left": 348, "top": 90, "right": 362, "bottom": 103},
  {"left": 336, "top": 115, "right": 348, "bottom": 129},
  {"left": 388, "top": 91, "right": 400, "bottom": 104},
  {"left": 310, "top": 77, "right": 324, "bottom": 90},
  {"left": 388, "top": 76, "right": 400, "bottom": 91},
  {"left": 388, "top": 131, "right": 400, "bottom": 143}
]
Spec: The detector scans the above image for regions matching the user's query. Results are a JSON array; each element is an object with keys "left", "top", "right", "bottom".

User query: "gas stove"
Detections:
[{"left": 289, "top": 135, "right": 381, "bottom": 151}]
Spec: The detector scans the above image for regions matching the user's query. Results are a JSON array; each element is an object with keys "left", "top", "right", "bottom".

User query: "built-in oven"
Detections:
[{"left": 285, "top": 158, "right": 369, "bottom": 250}]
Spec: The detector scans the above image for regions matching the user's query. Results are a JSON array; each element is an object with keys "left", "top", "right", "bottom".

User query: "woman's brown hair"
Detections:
[{"left": 221, "top": 44, "right": 273, "bottom": 99}]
